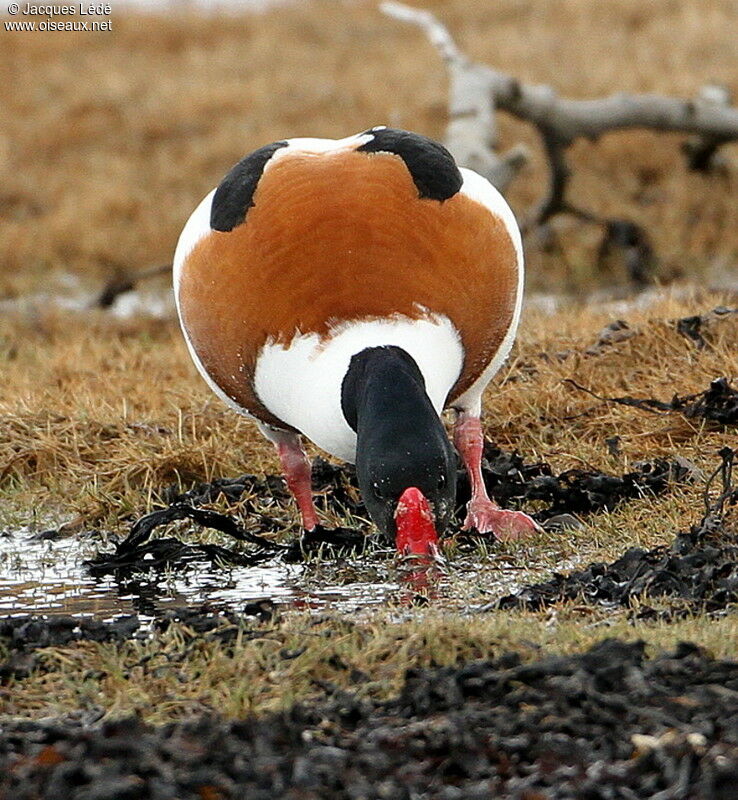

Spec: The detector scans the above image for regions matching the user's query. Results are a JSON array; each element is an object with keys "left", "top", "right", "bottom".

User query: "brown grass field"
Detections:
[{"left": 0, "top": 0, "right": 737, "bottom": 723}]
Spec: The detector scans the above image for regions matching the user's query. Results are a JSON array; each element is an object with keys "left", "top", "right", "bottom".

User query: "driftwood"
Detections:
[
  {"left": 97, "top": 263, "right": 171, "bottom": 308},
  {"left": 381, "top": 2, "right": 737, "bottom": 240}
]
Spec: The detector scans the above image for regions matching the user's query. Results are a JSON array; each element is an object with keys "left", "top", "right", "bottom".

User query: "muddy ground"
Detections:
[{"left": 1, "top": 638, "right": 736, "bottom": 799}]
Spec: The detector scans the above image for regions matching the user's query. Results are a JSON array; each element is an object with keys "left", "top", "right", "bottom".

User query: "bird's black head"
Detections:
[{"left": 341, "top": 346, "right": 457, "bottom": 552}]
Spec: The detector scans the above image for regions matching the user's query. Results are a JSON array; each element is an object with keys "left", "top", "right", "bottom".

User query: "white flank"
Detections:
[
  {"left": 254, "top": 315, "right": 464, "bottom": 463},
  {"left": 172, "top": 188, "right": 259, "bottom": 420},
  {"left": 172, "top": 189, "right": 215, "bottom": 295},
  {"left": 450, "top": 167, "right": 525, "bottom": 414}
]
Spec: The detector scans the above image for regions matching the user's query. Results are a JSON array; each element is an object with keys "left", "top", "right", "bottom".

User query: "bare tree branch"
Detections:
[
  {"left": 91, "top": 7, "right": 735, "bottom": 305},
  {"left": 381, "top": 1, "right": 738, "bottom": 232},
  {"left": 494, "top": 83, "right": 738, "bottom": 144},
  {"left": 530, "top": 126, "right": 569, "bottom": 225},
  {"left": 97, "top": 264, "right": 171, "bottom": 308},
  {"left": 380, "top": 0, "right": 463, "bottom": 64},
  {"left": 681, "top": 84, "right": 734, "bottom": 172},
  {"left": 381, "top": 1, "right": 527, "bottom": 190}
]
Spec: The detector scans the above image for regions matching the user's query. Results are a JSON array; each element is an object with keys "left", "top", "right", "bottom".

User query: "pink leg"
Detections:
[
  {"left": 274, "top": 433, "right": 319, "bottom": 531},
  {"left": 453, "top": 411, "right": 542, "bottom": 541}
]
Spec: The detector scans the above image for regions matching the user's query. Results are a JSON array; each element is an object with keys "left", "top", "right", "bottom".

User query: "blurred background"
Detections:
[{"left": 1, "top": 0, "right": 737, "bottom": 309}]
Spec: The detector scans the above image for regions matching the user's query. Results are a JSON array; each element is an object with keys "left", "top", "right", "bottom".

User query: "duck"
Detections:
[{"left": 173, "top": 127, "right": 541, "bottom": 555}]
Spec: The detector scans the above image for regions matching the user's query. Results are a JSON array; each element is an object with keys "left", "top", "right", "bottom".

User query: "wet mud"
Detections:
[{"left": 1, "top": 639, "right": 736, "bottom": 799}]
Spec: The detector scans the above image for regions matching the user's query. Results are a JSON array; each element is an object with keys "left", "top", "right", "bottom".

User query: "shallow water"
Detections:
[
  {"left": 0, "top": 529, "right": 405, "bottom": 621},
  {"left": 5, "top": 274, "right": 736, "bottom": 326},
  {"left": 0, "top": 278, "right": 177, "bottom": 320},
  {"left": 0, "top": 526, "right": 549, "bottom": 621}
]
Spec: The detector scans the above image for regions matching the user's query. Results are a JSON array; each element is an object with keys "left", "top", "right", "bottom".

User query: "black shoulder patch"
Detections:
[
  {"left": 357, "top": 128, "right": 462, "bottom": 202},
  {"left": 210, "top": 141, "right": 288, "bottom": 232}
]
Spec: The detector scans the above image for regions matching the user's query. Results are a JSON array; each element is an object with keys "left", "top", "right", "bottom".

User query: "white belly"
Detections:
[{"left": 253, "top": 315, "right": 464, "bottom": 462}]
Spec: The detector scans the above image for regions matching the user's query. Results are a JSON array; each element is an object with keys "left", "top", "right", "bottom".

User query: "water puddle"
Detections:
[
  {"left": 4, "top": 273, "right": 736, "bottom": 326},
  {"left": 0, "top": 284, "right": 176, "bottom": 320},
  {"left": 0, "top": 528, "right": 546, "bottom": 622},
  {"left": 0, "top": 530, "right": 405, "bottom": 621},
  {"left": 526, "top": 276, "right": 738, "bottom": 317}
]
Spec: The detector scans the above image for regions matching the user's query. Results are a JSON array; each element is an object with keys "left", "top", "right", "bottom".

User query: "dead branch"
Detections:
[
  {"left": 381, "top": 2, "right": 738, "bottom": 233},
  {"left": 681, "top": 84, "right": 734, "bottom": 173},
  {"left": 97, "top": 263, "right": 171, "bottom": 308},
  {"left": 492, "top": 84, "right": 738, "bottom": 145},
  {"left": 381, "top": 1, "right": 527, "bottom": 191}
]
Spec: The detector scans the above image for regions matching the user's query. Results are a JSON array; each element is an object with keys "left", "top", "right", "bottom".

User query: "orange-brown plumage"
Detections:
[{"left": 177, "top": 148, "right": 517, "bottom": 428}]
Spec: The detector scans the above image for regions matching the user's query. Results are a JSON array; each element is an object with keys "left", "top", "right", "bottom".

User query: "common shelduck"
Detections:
[{"left": 173, "top": 127, "right": 541, "bottom": 555}]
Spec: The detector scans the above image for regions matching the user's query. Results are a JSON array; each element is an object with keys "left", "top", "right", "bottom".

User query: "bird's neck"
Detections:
[
  {"left": 341, "top": 346, "right": 444, "bottom": 456},
  {"left": 341, "top": 345, "right": 455, "bottom": 546}
]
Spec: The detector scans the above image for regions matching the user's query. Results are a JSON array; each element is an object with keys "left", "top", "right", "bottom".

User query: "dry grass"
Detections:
[
  {"left": 2, "top": 608, "right": 737, "bottom": 723},
  {"left": 0, "top": 312, "right": 265, "bottom": 527},
  {"left": 1, "top": 271, "right": 736, "bottom": 726},
  {"left": 1, "top": 0, "right": 737, "bottom": 300},
  {"left": 499, "top": 291, "right": 738, "bottom": 465},
  {"left": 0, "top": 290, "right": 735, "bottom": 526}
]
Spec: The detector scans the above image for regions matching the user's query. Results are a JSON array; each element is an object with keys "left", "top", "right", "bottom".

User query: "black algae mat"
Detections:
[
  {"left": 86, "top": 446, "right": 693, "bottom": 576},
  {"left": 0, "top": 604, "right": 276, "bottom": 681},
  {"left": 498, "top": 447, "right": 738, "bottom": 615},
  {"left": 567, "top": 376, "right": 738, "bottom": 427},
  {"left": 1, "top": 639, "right": 737, "bottom": 800},
  {"left": 456, "top": 442, "right": 692, "bottom": 524},
  {"left": 85, "top": 460, "right": 372, "bottom": 577}
]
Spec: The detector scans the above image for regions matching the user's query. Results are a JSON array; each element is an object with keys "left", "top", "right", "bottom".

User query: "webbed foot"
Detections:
[{"left": 464, "top": 502, "right": 543, "bottom": 542}]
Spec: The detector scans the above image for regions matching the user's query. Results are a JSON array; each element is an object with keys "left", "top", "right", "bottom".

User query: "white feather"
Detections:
[
  {"left": 449, "top": 167, "right": 525, "bottom": 414},
  {"left": 172, "top": 189, "right": 260, "bottom": 420},
  {"left": 172, "top": 189, "right": 215, "bottom": 295},
  {"left": 254, "top": 315, "right": 463, "bottom": 463},
  {"left": 263, "top": 128, "right": 382, "bottom": 173}
]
